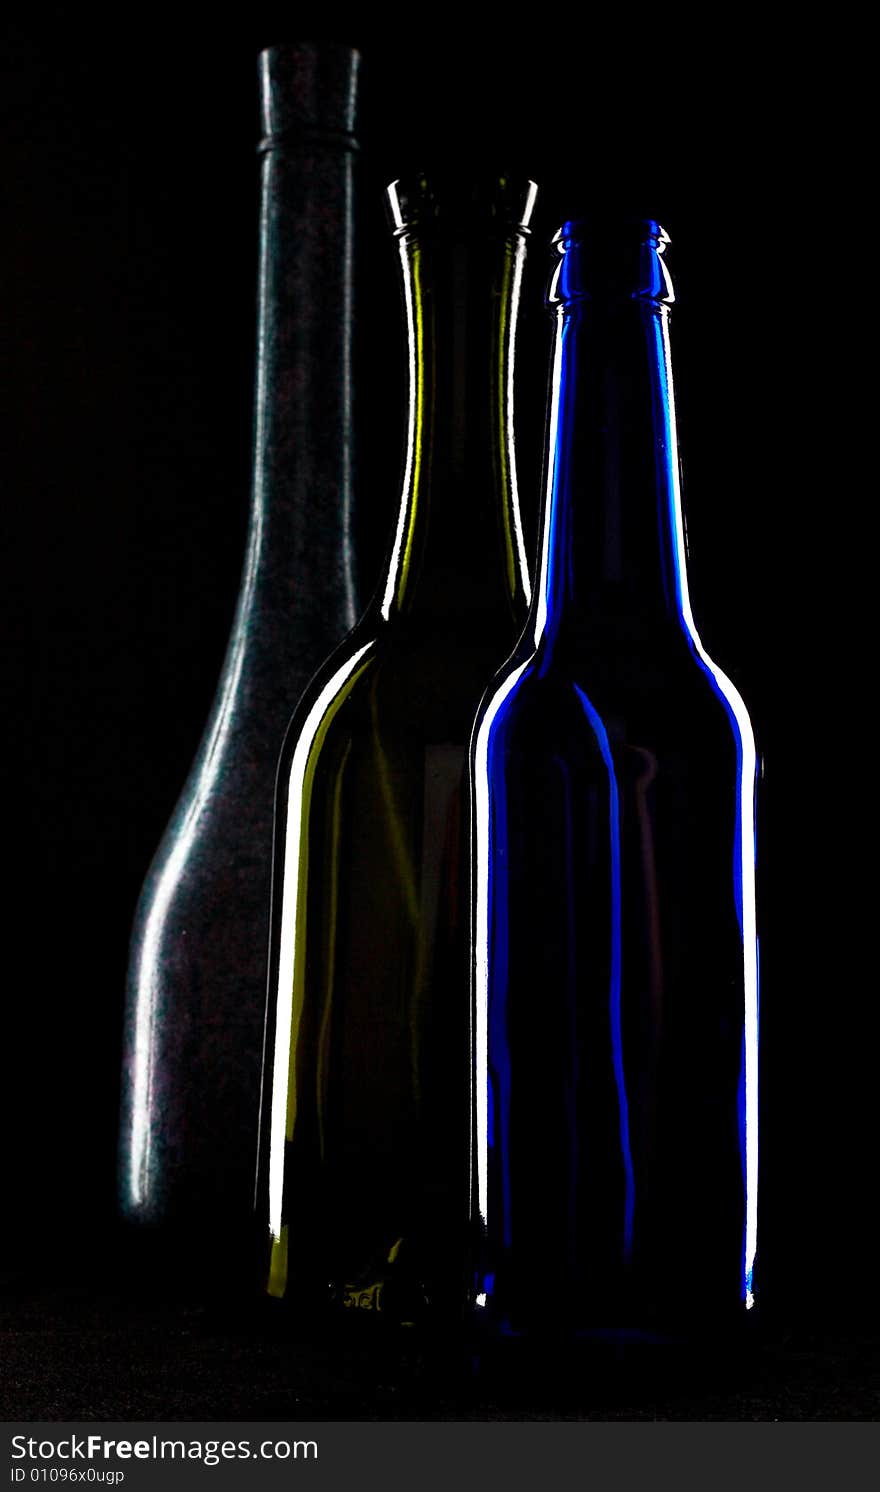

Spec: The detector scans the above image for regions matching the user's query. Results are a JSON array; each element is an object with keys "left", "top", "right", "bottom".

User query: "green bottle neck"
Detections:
[{"left": 376, "top": 224, "right": 532, "bottom": 629}]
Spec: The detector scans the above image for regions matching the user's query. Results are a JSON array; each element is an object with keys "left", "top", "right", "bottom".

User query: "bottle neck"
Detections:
[
  {"left": 531, "top": 227, "right": 686, "bottom": 655},
  {"left": 377, "top": 225, "right": 532, "bottom": 627},
  {"left": 251, "top": 54, "right": 360, "bottom": 634}
]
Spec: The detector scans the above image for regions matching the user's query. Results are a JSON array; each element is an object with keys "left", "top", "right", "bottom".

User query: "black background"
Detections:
[{"left": 2, "top": 6, "right": 873, "bottom": 1398}]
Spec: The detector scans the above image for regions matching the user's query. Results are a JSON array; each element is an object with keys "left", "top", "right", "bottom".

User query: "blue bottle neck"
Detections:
[{"left": 530, "top": 224, "right": 688, "bottom": 658}]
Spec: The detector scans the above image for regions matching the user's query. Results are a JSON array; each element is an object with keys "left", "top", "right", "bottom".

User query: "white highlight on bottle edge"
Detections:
[
  {"left": 473, "top": 659, "right": 530, "bottom": 1235},
  {"left": 507, "top": 198, "right": 537, "bottom": 609},
  {"left": 381, "top": 237, "right": 419, "bottom": 621},
  {"left": 268, "top": 643, "right": 373, "bottom": 1240}
]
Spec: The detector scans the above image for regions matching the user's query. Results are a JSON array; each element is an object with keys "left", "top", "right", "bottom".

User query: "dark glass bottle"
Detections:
[
  {"left": 256, "top": 172, "right": 537, "bottom": 1321},
  {"left": 470, "top": 219, "right": 759, "bottom": 1342},
  {"left": 118, "top": 44, "right": 361, "bottom": 1263}
]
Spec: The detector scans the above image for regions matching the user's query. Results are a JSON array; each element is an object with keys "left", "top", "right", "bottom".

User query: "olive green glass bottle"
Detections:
[{"left": 255, "top": 172, "right": 537, "bottom": 1322}]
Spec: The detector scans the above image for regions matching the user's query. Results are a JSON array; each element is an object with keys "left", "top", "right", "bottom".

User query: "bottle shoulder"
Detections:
[
  {"left": 475, "top": 623, "right": 756, "bottom": 761},
  {"left": 276, "top": 603, "right": 527, "bottom": 771}
]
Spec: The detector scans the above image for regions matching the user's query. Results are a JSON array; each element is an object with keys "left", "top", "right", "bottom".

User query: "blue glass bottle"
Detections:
[{"left": 470, "top": 219, "right": 759, "bottom": 1343}]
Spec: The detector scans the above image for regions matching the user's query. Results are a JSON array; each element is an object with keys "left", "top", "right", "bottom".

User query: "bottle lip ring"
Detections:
[
  {"left": 547, "top": 216, "right": 676, "bottom": 307},
  {"left": 256, "top": 127, "right": 360, "bottom": 155},
  {"left": 553, "top": 217, "right": 671, "bottom": 250}
]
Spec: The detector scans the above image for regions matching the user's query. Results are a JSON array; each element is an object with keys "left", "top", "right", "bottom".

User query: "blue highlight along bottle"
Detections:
[{"left": 469, "top": 219, "right": 759, "bottom": 1344}]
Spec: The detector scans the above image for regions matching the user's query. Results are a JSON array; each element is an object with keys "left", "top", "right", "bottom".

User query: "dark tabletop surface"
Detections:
[{"left": 2, "top": 1281, "right": 878, "bottom": 1422}]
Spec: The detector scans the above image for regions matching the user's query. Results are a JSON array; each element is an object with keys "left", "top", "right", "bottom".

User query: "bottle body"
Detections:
[
  {"left": 474, "top": 635, "right": 755, "bottom": 1336},
  {"left": 118, "top": 45, "right": 360, "bottom": 1261},
  {"left": 258, "top": 175, "right": 536, "bottom": 1318},
  {"left": 470, "top": 221, "right": 759, "bottom": 1340},
  {"left": 263, "top": 618, "right": 514, "bottom": 1316}
]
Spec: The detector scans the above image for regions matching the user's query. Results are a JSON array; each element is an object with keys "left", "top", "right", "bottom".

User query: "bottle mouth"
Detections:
[
  {"left": 257, "top": 43, "right": 360, "bottom": 150},
  {"left": 385, "top": 172, "right": 539, "bottom": 238},
  {"left": 548, "top": 216, "right": 674, "bottom": 306}
]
